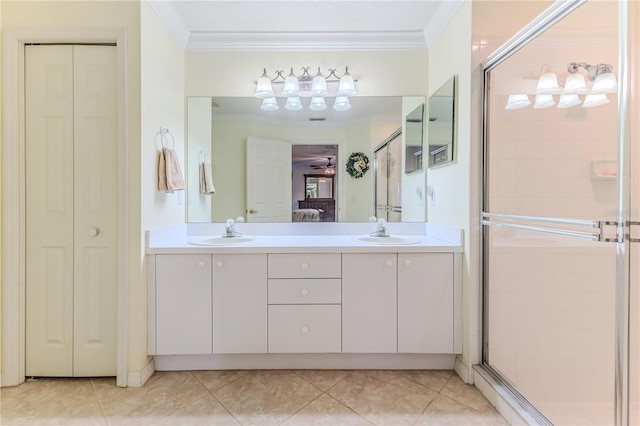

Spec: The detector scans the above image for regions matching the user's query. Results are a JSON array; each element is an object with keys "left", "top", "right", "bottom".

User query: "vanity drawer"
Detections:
[
  {"left": 268, "top": 254, "right": 341, "bottom": 279},
  {"left": 268, "top": 305, "right": 341, "bottom": 353},
  {"left": 268, "top": 279, "right": 341, "bottom": 304}
]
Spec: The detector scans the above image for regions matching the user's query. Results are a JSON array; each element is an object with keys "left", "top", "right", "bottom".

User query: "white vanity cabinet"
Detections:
[
  {"left": 154, "top": 254, "right": 212, "bottom": 355},
  {"left": 342, "top": 253, "right": 398, "bottom": 353},
  {"left": 147, "top": 230, "right": 463, "bottom": 367},
  {"left": 213, "top": 254, "right": 267, "bottom": 353},
  {"left": 267, "top": 254, "right": 342, "bottom": 353},
  {"left": 398, "top": 253, "right": 454, "bottom": 353}
]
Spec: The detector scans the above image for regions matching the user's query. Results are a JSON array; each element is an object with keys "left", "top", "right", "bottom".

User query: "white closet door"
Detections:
[
  {"left": 26, "top": 45, "right": 75, "bottom": 376},
  {"left": 25, "top": 45, "right": 118, "bottom": 377},
  {"left": 72, "top": 45, "right": 118, "bottom": 376}
]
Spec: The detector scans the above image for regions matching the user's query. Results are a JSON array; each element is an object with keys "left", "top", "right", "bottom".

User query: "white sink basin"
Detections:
[
  {"left": 188, "top": 236, "right": 253, "bottom": 246},
  {"left": 354, "top": 236, "right": 421, "bottom": 245}
]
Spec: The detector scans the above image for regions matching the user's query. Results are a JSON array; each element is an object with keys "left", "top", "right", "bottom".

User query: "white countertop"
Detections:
[{"left": 146, "top": 223, "right": 464, "bottom": 255}]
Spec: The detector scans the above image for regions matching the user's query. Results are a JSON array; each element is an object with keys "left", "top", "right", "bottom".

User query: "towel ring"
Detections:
[
  {"left": 157, "top": 127, "right": 175, "bottom": 150},
  {"left": 199, "top": 148, "right": 209, "bottom": 164}
]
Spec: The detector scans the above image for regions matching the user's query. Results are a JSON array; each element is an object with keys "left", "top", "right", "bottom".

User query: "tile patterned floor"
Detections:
[{"left": 0, "top": 370, "right": 508, "bottom": 425}]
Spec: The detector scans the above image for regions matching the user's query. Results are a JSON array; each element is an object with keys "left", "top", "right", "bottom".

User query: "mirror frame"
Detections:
[
  {"left": 304, "top": 173, "right": 334, "bottom": 199},
  {"left": 427, "top": 75, "right": 457, "bottom": 168}
]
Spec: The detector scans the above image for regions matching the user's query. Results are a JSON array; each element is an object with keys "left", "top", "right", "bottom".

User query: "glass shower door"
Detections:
[
  {"left": 374, "top": 129, "right": 402, "bottom": 222},
  {"left": 482, "top": 1, "right": 624, "bottom": 424}
]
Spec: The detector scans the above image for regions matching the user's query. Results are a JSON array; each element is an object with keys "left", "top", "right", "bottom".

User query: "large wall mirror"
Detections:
[
  {"left": 427, "top": 75, "right": 456, "bottom": 168},
  {"left": 186, "top": 96, "right": 426, "bottom": 223}
]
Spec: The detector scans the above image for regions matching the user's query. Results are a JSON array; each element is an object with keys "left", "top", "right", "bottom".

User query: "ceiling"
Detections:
[{"left": 148, "top": 0, "right": 463, "bottom": 50}]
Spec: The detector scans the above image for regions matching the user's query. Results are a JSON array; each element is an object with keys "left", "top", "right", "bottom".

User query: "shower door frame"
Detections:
[{"left": 479, "top": 0, "right": 633, "bottom": 424}]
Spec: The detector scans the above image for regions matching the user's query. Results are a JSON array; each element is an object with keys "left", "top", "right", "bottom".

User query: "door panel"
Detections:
[
  {"left": 72, "top": 45, "right": 118, "bottom": 376},
  {"left": 26, "top": 45, "right": 75, "bottom": 377},
  {"left": 246, "top": 136, "right": 292, "bottom": 222}
]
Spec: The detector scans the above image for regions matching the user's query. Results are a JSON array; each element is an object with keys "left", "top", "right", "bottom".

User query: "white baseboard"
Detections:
[
  {"left": 127, "top": 358, "right": 155, "bottom": 387},
  {"left": 454, "top": 356, "right": 471, "bottom": 384},
  {"left": 154, "top": 353, "right": 457, "bottom": 371}
]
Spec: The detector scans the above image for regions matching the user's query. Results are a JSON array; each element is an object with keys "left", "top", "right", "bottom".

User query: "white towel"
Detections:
[
  {"left": 158, "top": 148, "right": 185, "bottom": 193},
  {"left": 199, "top": 161, "right": 216, "bottom": 194}
]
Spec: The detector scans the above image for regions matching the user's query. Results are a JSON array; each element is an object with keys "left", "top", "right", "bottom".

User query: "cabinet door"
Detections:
[
  {"left": 342, "top": 253, "right": 397, "bottom": 353},
  {"left": 213, "top": 254, "right": 267, "bottom": 353},
  {"left": 155, "top": 255, "right": 212, "bottom": 355},
  {"left": 398, "top": 253, "right": 453, "bottom": 353}
]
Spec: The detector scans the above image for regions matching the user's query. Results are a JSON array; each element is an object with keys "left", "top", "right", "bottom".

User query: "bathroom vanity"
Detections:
[{"left": 146, "top": 222, "right": 463, "bottom": 370}]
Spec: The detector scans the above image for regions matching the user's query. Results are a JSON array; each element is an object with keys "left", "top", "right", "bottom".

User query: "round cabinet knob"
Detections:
[
  {"left": 198, "top": 260, "right": 206, "bottom": 268},
  {"left": 300, "top": 326, "right": 309, "bottom": 334},
  {"left": 300, "top": 288, "right": 310, "bottom": 296},
  {"left": 216, "top": 260, "right": 224, "bottom": 268},
  {"left": 404, "top": 259, "right": 412, "bottom": 267},
  {"left": 385, "top": 259, "right": 393, "bottom": 267},
  {"left": 301, "top": 262, "right": 309, "bottom": 270},
  {"left": 88, "top": 228, "right": 99, "bottom": 237}
]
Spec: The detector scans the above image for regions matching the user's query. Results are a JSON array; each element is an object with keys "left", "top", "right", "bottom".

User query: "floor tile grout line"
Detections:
[
  {"left": 276, "top": 390, "right": 325, "bottom": 426},
  {"left": 191, "top": 371, "right": 243, "bottom": 426},
  {"left": 438, "top": 374, "right": 503, "bottom": 417},
  {"left": 88, "top": 378, "right": 110, "bottom": 426}
]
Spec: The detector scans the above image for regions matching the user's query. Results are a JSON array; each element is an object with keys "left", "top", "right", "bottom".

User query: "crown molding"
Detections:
[
  {"left": 146, "top": 0, "right": 190, "bottom": 48},
  {"left": 186, "top": 31, "right": 428, "bottom": 51},
  {"left": 422, "top": 0, "right": 463, "bottom": 49}
]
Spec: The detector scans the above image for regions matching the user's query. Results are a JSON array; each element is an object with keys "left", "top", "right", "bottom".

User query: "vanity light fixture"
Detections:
[
  {"left": 567, "top": 62, "right": 618, "bottom": 93},
  {"left": 255, "top": 66, "right": 357, "bottom": 111},
  {"left": 505, "top": 62, "right": 616, "bottom": 110}
]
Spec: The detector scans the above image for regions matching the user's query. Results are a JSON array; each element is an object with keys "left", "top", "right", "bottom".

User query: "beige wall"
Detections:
[
  {"left": 139, "top": 0, "right": 186, "bottom": 375},
  {"left": 0, "top": 0, "right": 186, "bottom": 381},
  {"left": 0, "top": 0, "right": 3, "bottom": 374},
  {"left": 428, "top": 1, "right": 475, "bottom": 374},
  {"left": 186, "top": 50, "right": 428, "bottom": 98}
]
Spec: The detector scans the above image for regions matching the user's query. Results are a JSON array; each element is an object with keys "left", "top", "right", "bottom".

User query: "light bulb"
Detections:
[
  {"left": 582, "top": 93, "right": 609, "bottom": 108},
  {"left": 336, "top": 67, "right": 357, "bottom": 97},
  {"left": 533, "top": 94, "right": 555, "bottom": 109},
  {"left": 536, "top": 72, "right": 562, "bottom": 95},
  {"left": 557, "top": 94, "right": 582, "bottom": 109},
  {"left": 284, "top": 96, "right": 303, "bottom": 111},
  {"left": 281, "top": 68, "right": 300, "bottom": 97},
  {"left": 310, "top": 68, "right": 329, "bottom": 97},
  {"left": 590, "top": 72, "right": 617, "bottom": 94},
  {"left": 505, "top": 94, "right": 530, "bottom": 110},
  {"left": 309, "top": 97, "right": 327, "bottom": 111},
  {"left": 562, "top": 73, "right": 588, "bottom": 95},
  {"left": 333, "top": 96, "right": 351, "bottom": 111},
  {"left": 255, "top": 69, "right": 275, "bottom": 99},
  {"left": 260, "top": 97, "right": 279, "bottom": 111}
]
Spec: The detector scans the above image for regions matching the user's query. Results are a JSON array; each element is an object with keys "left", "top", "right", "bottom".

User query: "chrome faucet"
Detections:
[
  {"left": 369, "top": 217, "right": 388, "bottom": 237},
  {"left": 223, "top": 217, "right": 243, "bottom": 238}
]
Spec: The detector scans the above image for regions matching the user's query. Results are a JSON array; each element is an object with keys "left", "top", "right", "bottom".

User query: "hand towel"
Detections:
[
  {"left": 158, "top": 148, "right": 185, "bottom": 193},
  {"left": 199, "top": 161, "right": 216, "bottom": 194}
]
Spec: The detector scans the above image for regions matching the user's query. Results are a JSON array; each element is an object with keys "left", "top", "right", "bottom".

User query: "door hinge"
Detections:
[
  {"left": 598, "top": 220, "right": 624, "bottom": 243},
  {"left": 627, "top": 221, "right": 640, "bottom": 243}
]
